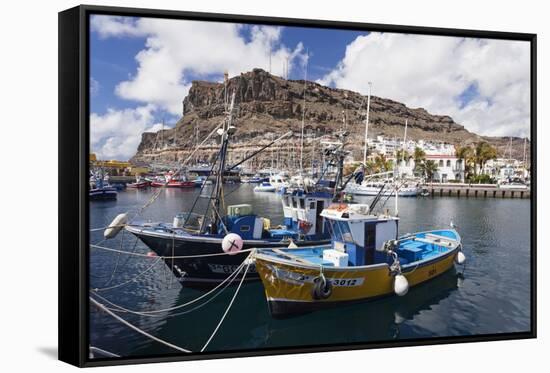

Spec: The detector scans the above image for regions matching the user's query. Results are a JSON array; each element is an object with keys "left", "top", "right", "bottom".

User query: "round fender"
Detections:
[{"left": 312, "top": 275, "right": 333, "bottom": 300}]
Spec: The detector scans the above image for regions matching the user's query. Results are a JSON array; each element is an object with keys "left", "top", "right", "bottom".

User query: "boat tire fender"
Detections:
[{"left": 312, "top": 275, "right": 332, "bottom": 300}]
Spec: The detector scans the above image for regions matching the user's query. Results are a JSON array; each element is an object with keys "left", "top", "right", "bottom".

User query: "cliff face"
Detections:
[{"left": 132, "top": 68, "right": 529, "bottom": 167}]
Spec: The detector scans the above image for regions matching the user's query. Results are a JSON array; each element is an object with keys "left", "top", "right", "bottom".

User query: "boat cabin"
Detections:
[
  {"left": 320, "top": 204, "right": 399, "bottom": 266},
  {"left": 222, "top": 203, "right": 325, "bottom": 241},
  {"left": 281, "top": 190, "right": 333, "bottom": 238}
]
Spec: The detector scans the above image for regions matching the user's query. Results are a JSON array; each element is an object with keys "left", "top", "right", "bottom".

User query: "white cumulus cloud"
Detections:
[
  {"left": 90, "top": 105, "right": 164, "bottom": 160},
  {"left": 319, "top": 33, "right": 530, "bottom": 138},
  {"left": 91, "top": 15, "right": 306, "bottom": 115}
]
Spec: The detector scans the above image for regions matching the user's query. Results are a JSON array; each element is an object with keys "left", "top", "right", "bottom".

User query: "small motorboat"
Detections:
[
  {"left": 254, "top": 182, "right": 276, "bottom": 192},
  {"left": 127, "top": 177, "right": 150, "bottom": 189},
  {"left": 253, "top": 203, "right": 466, "bottom": 317},
  {"left": 498, "top": 178, "right": 529, "bottom": 190}
]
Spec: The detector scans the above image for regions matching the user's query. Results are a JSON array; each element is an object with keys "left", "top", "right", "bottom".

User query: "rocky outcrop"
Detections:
[{"left": 131, "top": 68, "right": 530, "bottom": 167}]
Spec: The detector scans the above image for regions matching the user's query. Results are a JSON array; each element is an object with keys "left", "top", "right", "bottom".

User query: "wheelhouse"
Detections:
[{"left": 320, "top": 204, "right": 399, "bottom": 266}]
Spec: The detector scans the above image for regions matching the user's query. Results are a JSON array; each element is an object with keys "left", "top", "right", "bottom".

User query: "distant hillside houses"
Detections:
[
  {"left": 364, "top": 136, "right": 464, "bottom": 182},
  {"left": 361, "top": 135, "right": 529, "bottom": 183}
]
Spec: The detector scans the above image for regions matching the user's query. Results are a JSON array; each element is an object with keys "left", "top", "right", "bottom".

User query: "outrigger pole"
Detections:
[{"left": 225, "top": 131, "right": 293, "bottom": 172}]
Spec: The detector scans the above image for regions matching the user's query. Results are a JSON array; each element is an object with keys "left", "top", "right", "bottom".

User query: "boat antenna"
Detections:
[{"left": 363, "top": 82, "right": 372, "bottom": 165}]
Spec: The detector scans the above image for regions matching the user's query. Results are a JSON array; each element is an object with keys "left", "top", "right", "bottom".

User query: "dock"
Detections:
[{"left": 423, "top": 183, "right": 530, "bottom": 199}]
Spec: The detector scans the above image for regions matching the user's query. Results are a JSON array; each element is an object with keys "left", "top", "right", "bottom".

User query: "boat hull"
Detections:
[
  {"left": 89, "top": 188, "right": 117, "bottom": 201},
  {"left": 346, "top": 185, "right": 418, "bottom": 197},
  {"left": 125, "top": 225, "right": 330, "bottom": 288},
  {"left": 150, "top": 181, "right": 195, "bottom": 188},
  {"left": 254, "top": 246, "right": 459, "bottom": 317},
  {"left": 127, "top": 181, "right": 150, "bottom": 189}
]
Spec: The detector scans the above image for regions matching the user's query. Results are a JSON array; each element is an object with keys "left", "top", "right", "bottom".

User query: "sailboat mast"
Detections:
[{"left": 363, "top": 82, "right": 372, "bottom": 165}]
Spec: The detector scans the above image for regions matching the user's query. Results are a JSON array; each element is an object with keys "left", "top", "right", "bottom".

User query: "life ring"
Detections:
[{"left": 312, "top": 275, "right": 333, "bottom": 300}]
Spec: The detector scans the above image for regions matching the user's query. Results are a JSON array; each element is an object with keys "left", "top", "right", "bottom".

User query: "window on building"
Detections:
[
  {"left": 439, "top": 160, "right": 444, "bottom": 167},
  {"left": 447, "top": 160, "right": 451, "bottom": 167}
]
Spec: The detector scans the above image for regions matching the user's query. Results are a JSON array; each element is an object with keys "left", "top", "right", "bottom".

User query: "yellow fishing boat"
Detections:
[{"left": 254, "top": 203, "right": 466, "bottom": 317}]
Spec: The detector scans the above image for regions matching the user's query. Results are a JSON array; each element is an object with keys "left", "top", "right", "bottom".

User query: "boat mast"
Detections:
[
  {"left": 523, "top": 137, "right": 527, "bottom": 169},
  {"left": 363, "top": 82, "right": 372, "bottom": 165},
  {"left": 300, "top": 49, "right": 308, "bottom": 179},
  {"left": 213, "top": 92, "right": 236, "bottom": 227}
]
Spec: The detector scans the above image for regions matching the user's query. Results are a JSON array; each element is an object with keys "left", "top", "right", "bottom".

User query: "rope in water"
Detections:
[
  {"left": 100, "top": 268, "right": 238, "bottom": 319},
  {"left": 201, "top": 256, "right": 251, "bottom": 352},
  {"left": 92, "top": 256, "right": 163, "bottom": 292},
  {"left": 90, "top": 256, "right": 249, "bottom": 315},
  {"left": 90, "top": 296, "right": 192, "bottom": 353}
]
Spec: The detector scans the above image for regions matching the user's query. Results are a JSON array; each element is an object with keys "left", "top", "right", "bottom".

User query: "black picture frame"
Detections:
[{"left": 58, "top": 4, "right": 537, "bottom": 367}]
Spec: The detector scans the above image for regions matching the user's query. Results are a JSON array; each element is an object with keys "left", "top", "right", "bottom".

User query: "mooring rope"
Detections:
[
  {"left": 201, "top": 255, "right": 252, "bottom": 352},
  {"left": 90, "top": 243, "right": 255, "bottom": 259},
  {"left": 90, "top": 297, "right": 192, "bottom": 353},
  {"left": 90, "top": 256, "right": 248, "bottom": 315}
]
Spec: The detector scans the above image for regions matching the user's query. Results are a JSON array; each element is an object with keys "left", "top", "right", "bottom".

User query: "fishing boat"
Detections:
[
  {"left": 253, "top": 201, "right": 466, "bottom": 317},
  {"left": 89, "top": 185, "right": 118, "bottom": 201},
  {"left": 254, "top": 182, "right": 276, "bottom": 192},
  {"left": 150, "top": 174, "right": 195, "bottom": 188},
  {"left": 89, "top": 171, "right": 117, "bottom": 201},
  {"left": 121, "top": 92, "right": 332, "bottom": 287}
]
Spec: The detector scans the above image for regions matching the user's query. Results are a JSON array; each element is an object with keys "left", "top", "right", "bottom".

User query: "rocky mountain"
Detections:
[{"left": 131, "top": 68, "right": 530, "bottom": 168}]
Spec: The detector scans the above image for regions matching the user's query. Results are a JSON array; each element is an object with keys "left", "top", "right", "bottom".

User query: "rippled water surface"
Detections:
[{"left": 89, "top": 184, "right": 531, "bottom": 357}]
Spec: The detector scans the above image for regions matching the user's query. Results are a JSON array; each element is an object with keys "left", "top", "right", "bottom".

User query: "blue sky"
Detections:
[
  {"left": 90, "top": 23, "right": 366, "bottom": 117},
  {"left": 89, "top": 15, "right": 530, "bottom": 160}
]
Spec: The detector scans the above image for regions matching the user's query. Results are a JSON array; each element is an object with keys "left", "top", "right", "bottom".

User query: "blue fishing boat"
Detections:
[
  {"left": 121, "top": 92, "right": 333, "bottom": 287},
  {"left": 89, "top": 172, "right": 117, "bottom": 201}
]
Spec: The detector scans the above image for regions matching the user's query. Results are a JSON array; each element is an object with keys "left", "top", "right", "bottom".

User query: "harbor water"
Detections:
[{"left": 89, "top": 184, "right": 531, "bottom": 357}]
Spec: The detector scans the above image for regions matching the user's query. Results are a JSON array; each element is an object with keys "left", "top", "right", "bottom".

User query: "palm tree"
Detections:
[
  {"left": 475, "top": 142, "right": 498, "bottom": 175},
  {"left": 413, "top": 147, "right": 426, "bottom": 175},
  {"left": 417, "top": 160, "right": 438, "bottom": 182},
  {"left": 413, "top": 147, "right": 426, "bottom": 163},
  {"left": 456, "top": 145, "right": 475, "bottom": 180},
  {"left": 374, "top": 154, "right": 393, "bottom": 173},
  {"left": 395, "top": 149, "right": 410, "bottom": 162}
]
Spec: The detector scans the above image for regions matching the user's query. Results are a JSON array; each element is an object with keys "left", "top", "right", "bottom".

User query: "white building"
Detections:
[{"left": 366, "top": 136, "right": 465, "bottom": 182}]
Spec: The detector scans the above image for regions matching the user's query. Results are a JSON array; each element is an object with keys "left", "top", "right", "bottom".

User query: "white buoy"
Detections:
[
  {"left": 104, "top": 213, "right": 128, "bottom": 239},
  {"left": 222, "top": 233, "right": 243, "bottom": 255},
  {"left": 394, "top": 274, "right": 409, "bottom": 296},
  {"left": 456, "top": 251, "right": 466, "bottom": 265}
]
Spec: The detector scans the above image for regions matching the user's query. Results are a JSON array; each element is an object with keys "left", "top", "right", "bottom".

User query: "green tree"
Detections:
[
  {"left": 456, "top": 145, "right": 475, "bottom": 180},
  {"left": 474, "top": 141, "right": 498, "bottom": 175},
  {"left": 413, "top": 147, "right": 427, "bottom": 175},
  {"left": 374, "top": 154, "right": 393, "bottom": 173},
  {"left": 395, "top": 149, "right": 410, "bottom": 162},
  {"left": 413, "top": 147, "right": 426, "bottom": 163},
  {"left": 417, "top": 160, "right": 439, "bottom": 182}
]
